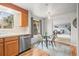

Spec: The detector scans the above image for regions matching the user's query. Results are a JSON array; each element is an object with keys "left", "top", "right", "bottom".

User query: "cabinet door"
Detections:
[
  {"left": 5, "top": 40, "right": 18, "bottom": 56},
  {"left": 71, "top": 46, "right": 77, "bottom": 56},
  {"left": 0, "top": 39, "right": 3, "bottom": 56},
  {"left": 21, "top": 11, "right": 28, "bottom": 27},
  {"left": 0, "top": 43, "right": 3, "bottom": 56}
]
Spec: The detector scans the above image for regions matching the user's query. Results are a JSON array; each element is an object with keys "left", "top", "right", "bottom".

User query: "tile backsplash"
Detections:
[{"left": 0, "top": 26, "right": 30, "bottom": 35}]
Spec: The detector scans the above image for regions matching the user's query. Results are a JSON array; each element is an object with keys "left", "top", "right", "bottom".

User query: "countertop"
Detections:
[{"left": 0, "top": 33, "right": 31, "bottom": 38}]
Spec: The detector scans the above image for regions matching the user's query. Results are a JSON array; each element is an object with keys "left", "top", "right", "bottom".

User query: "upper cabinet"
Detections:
[
  {"left": 21, "top": 11, "right": 28, "bottom": 27},
  {"left": 0, "top": 3, "right": 28, "bottom": 27}
]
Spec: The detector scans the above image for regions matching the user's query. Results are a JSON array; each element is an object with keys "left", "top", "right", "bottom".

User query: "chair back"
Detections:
[{"left": 50, "top": 34, "right": 57, "bottom": 41}]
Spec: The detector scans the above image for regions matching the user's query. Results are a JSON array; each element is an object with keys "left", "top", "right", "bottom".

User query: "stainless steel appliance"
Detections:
[{"left": 20, "top": 35, "right": 31, "bottom": 53}]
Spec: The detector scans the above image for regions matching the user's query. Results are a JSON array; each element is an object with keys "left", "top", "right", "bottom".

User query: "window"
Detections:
[{"left": 0, "top": 11, "right": 14, "bottom": 29}]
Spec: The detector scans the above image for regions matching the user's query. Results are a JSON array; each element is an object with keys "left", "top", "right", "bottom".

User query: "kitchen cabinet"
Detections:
[
  {"left": 4, "top": 36, "right": 19, "bottom": 56},
  {"left": 71, "top": 46, "right": 77, "bottom": 56},
  {"left": 0, "top": 35, "right": 31, "bottom": 56},
  {"left": 0, "top": 39, "right": 3, "bottom": 56},
  {"left": 21, "top": 11, "right": 28, "bottom": 27}
]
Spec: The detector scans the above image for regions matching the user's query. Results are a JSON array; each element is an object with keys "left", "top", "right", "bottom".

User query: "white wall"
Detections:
[
  {"left": 42, "top": 18, "right": 47, "bottom": 35},
  {"left": 47, "top": 17, "right": 53, "bottom": 36},
  {"left": 71, "top": 16, "right": 77, "bottom": 45}
]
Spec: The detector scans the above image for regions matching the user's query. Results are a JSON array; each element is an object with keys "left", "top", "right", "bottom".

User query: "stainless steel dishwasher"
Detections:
[{"left": 20, "top": 35, "right": 31, "bottom": 53}]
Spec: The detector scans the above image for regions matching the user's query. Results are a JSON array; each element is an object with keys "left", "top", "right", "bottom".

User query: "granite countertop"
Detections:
[
  {"left": 0, "top": 26, "right": 31, "bottom": 38},
  {"left": 0, "top": 33, "right": 31, "bottom": 38}
]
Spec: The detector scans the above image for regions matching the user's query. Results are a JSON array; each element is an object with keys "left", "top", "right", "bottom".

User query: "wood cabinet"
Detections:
[
  {"left": 71, "top": 46, "right": 77, "bottom": 56},
  {"left": 0, "top": 39, "right": 3, "bottom": 56},
  {"left": 4, "top": 36, "right": 19, "bottom": 56},
  {"left": 21, "top": 11, "right": 28, "bottom": 27}
]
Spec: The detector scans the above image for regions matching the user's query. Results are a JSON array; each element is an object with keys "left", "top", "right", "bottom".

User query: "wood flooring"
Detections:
[{"left": 19, "top": 48, "right": 49, "bottom": 56}]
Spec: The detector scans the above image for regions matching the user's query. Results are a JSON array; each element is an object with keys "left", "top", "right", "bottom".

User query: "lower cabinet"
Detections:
[
  {"left": 0, "top": 35, "right": 30, "bottom": 56},
  {"left": 0, "top": 42, "right": 3, "bottom": 56},
  {"left": 0, "top": 36, "right": 19, "bottom": 56},
  {"left": 4, "top": 37, "right": 19, "bottom": 56},
  {"left": 71, "top": 46, "right": 77, "bottom": 56},
  {"left": 0, "top": 39, "right": 3, "bottom": 56}
]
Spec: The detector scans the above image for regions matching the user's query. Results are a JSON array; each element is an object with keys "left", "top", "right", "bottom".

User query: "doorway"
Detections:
[{"left": 31, "top": 17, "right": 42, "bottom": 37}]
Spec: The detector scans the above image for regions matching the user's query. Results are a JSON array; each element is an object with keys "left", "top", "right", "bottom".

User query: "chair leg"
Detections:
[
  {"left": 41, "top": 41, "right": 43, "bottom": 48},
  {"left": 51, "top": 41, "right": 54, "bottom": 47},
  {"left": 53, "top": 41, "right": 56, "bottom": 47}
]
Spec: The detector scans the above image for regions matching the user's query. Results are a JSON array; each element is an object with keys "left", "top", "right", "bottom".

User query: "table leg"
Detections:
[
  {"left": 41, "top": 41, "right": 43, "bottom": 48},
  {"left": 46, "top": 37, "right": 48, "bottom": 48}
]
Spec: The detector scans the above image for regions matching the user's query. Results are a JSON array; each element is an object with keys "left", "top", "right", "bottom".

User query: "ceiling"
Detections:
[{"left": 14, "top": 3, "right": 77, "bottom": 18}]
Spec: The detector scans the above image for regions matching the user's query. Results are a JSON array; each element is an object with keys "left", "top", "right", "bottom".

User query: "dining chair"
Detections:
[
  {"left": 48, "top": 34, "right": 57, "bottom": 47},
  {"left": 31, "top": 34, "right": 44, "bottom": 48}
]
